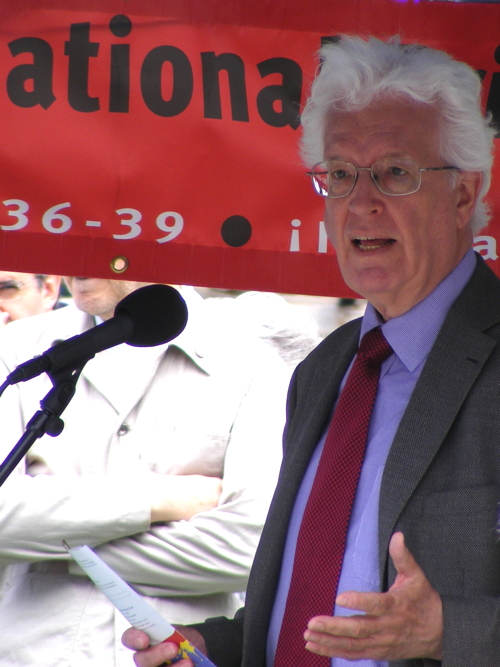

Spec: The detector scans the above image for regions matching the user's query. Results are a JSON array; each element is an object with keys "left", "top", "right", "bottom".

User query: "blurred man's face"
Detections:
[
  {"left": 0, "top": 272, "right": 61, "bottom": 326},
  {"left": 64, "top": 278, "right": 151, "bottom": 320}
]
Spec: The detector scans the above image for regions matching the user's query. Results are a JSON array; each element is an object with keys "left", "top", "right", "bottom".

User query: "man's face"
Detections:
[
  {"left": 64, "top": 278, "right": 151, "bottom": 320},
  {"left": 323, "top": 100, "right": 481, "bottom": 320},
  {"left": 0, "top": 272, "right": 60, "bottom": 326}
]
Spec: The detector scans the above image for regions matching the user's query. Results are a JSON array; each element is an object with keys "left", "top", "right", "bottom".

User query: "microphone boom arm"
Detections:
[{"left": 0, "top": 364, "right": 85, "bottom": 487}]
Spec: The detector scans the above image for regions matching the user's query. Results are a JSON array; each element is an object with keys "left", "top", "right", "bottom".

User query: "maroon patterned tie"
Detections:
[{"left": 274, "top": 326, "right": 392, "bottom": 667}]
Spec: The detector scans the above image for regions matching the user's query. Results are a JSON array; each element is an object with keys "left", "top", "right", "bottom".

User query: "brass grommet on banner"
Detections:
[{"left": 110, "top": 256, "right": 129, "bottom": 274}]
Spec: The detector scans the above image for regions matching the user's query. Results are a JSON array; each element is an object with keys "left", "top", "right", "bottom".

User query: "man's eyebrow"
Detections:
[{"left": 325, "top": 152, "right": 412, "bottom": 162}]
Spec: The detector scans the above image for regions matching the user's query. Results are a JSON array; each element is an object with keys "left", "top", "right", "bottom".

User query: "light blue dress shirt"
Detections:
[{"left": 267, "top": 249, "right": 477, "bottom": 667}]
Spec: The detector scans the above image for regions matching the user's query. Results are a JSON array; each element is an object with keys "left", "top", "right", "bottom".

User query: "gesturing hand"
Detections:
[{"left": 303, "top": 532, "right": 443, "bottom": 661}]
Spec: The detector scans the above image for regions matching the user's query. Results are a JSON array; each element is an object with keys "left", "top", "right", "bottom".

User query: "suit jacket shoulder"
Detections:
[{"left": 380, "top": 255, "right": 500, "bottom": 666}]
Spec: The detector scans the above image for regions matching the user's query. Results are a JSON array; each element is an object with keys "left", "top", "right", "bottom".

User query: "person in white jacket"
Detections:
[{"left": 0, "top": 277, "right": 311, "bottom": 667}]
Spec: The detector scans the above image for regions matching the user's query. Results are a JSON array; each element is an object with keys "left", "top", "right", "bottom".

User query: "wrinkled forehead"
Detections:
[{"left": 323, "top": 100, "right": 441, "bottom": 164}]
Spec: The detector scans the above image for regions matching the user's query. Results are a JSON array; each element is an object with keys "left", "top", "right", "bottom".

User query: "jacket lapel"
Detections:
[
  {"left": 242, "top": 318, "right": 362, "bottom": 667},
  {"left": 378, "top": 256, "right": 500, "bottom": 581},
  {"left": 283, "top": 319, "right": 361, "bottom": 491}
]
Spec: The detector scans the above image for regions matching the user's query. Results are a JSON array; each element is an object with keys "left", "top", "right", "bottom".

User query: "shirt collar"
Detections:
[
  {"left": 360, "top": 248, "right": 477, "bottom": 372},
  {"left": 168, "top": 286, "right": 213, "bottom": 374},
  {"left": 94, "top": 286, "right": 212, "bottom": 375}
]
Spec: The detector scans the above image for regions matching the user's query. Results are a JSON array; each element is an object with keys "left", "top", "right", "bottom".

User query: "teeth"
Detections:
[{"left": 354, "top": 237, "right": 393, "bottom": 251}]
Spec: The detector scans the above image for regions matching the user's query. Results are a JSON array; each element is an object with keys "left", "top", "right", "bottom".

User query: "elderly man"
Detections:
[
  {"left": 0, "top": 271, "right": 61, "bottom": 325},
  {"left": 124, "top": 36, "right": 500, "bottom": 667},
  {"left": 0, "top": 277, "right": 297, "bottom": 666}
]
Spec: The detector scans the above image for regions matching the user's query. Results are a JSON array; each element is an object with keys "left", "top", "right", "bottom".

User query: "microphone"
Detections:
[{"left": 4, "top": 284, "right": 188, "bottom": 386}]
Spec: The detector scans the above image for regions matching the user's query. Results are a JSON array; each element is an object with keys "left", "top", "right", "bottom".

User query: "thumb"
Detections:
[
  {"left": 121, "top": 628, "right": 151, "bottom": 650},
  {"left": 389, "top": 532, "right": 422, "bottom": 587}
]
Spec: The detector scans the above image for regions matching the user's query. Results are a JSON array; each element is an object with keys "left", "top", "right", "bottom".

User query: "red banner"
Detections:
[{"left": 0, "top": 0, "right": 499, "bottom": 296}]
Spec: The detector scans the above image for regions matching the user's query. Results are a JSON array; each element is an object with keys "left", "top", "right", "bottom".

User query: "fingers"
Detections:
[
  {"left": 134, "top": 641, "right": 188, "bottom": 667},
  {"left": 304, "top": 616, "right": 390, "bottom": 662},
  {"left": 150, "top": 473, "right": 222, "bottom": 523},
  {"left": 121, "top": 631, "right": 191, "bottom": 667},
  {"left": 335, "top": 590, "right": 387, "bottom": 615},
  {"left": 327, "top": 533, "right": 425, "bottom": 617},
  {"left": 307, "top": 614, "right": 370, "bottom": 639},
  {"left": 303, "top": 533, "right": 444, "bottom": 662},
  {"left": 122, "top": 628, "right": 151, "bottom": 650}
]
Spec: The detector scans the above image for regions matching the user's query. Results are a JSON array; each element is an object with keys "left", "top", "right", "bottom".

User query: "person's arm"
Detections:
[
  {"left": 0, "top": 356, "right": 150, "bottom": 560},
  {"left": 0, "top": 359, "right": 221, "bottom": 561},
  {"left": 93, "top": 356, "right": 288, "bottom": 594},
  {"left": 0, "top": 468, "right": 221, "bottom": 563},
  {"left": 0, "top": 342, "right": 286, "bottom": 588}
]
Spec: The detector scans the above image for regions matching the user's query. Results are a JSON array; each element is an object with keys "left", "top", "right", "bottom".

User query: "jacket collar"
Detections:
[{"left": 80, "top": 287, "right": 212, "bottom": 415}]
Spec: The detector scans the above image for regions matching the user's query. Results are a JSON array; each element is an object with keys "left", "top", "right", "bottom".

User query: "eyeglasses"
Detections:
[
  {"left": 307, "top": 157, "right": 459, "bottom": 198},
  {"left": 0, "top": 277, "right": 39, "bottom": 302}
]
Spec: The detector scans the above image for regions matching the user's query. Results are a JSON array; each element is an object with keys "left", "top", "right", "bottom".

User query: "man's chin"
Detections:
[{"left": 341, "top": 267, "right": 395, "bottom": 300}]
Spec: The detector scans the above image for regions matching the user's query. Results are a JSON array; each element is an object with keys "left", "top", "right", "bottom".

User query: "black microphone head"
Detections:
[{"left": 114, "top": 284, "right": 188, "bottom": 347}]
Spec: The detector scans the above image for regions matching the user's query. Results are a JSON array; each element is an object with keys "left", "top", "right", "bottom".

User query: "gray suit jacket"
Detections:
[{"left": 196, "top": 254, "right": 500, "bottom": 667}]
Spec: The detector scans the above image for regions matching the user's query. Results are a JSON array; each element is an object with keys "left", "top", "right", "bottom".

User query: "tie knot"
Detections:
[{"left": 357, "top": 326, "right": 392, "bottom": 366}]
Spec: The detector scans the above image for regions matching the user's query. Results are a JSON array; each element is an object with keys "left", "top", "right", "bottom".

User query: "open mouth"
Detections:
[{"left": 353, "top": 237, "right": 396, "bottom": 251}]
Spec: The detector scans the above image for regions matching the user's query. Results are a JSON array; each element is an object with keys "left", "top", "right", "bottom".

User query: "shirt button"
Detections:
[{"left": 118, "top": 424, "right": 130, "bottom": 436}]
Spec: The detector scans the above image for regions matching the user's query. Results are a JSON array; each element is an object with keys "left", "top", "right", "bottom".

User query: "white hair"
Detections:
[{"left": 300, "top": 36, "right": 496, "bottom": 234}]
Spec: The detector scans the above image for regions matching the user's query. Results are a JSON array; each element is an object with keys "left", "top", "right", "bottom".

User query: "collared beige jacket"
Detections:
[{"left": 0, "top": 288, "right": 291, "bottom": 666}]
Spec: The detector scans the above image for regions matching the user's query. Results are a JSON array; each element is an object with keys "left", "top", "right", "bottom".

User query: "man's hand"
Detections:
[
  {"left": 122, "top": 627, "right": 207, "bottom": 667},
  {"left": 303, "top": 532, "right": 443, "bottom": 661},
  {"left": 150, "top": 474, "right": 222, "bottom": 523}
]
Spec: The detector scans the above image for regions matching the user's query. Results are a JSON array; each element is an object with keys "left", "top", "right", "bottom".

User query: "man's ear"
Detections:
[
  {"left": 455, "top": 171, "right": 482, "bottom": 229},
  {"left": 42, "top": 275, "right": 62, "bottom": 311}
]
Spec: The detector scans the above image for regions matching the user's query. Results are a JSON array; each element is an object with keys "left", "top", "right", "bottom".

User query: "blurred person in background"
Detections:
[
  {"left": 0, "top": 271, "right": 62, "bottom": 326},
  {"left": 0, "top": 275, "right": 318, "bottom": 667}
]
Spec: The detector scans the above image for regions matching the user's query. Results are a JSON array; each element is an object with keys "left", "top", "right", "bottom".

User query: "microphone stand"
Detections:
[{"left": 0, "top": 364, "right": 85, "bottom": 487}]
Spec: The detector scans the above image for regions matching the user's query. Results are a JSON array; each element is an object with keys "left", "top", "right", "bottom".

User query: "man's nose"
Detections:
[{"left": 348, "top": 170, "right": 384, "bottom": 216}]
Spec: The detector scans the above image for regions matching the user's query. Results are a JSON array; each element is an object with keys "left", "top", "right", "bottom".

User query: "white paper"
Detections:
[
  {"left": 65, "top": 542, "right": 218, "bottom": 666},
  {"left": 66, "top": 542, "right": 174, "bottom": 644}
]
